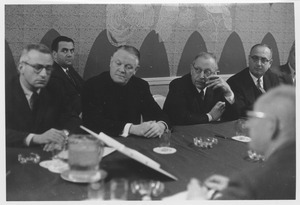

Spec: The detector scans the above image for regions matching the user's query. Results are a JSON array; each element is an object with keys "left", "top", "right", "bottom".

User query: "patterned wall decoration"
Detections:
[{"left": 5, "top": 3, "right": 295, "bottom": 80}]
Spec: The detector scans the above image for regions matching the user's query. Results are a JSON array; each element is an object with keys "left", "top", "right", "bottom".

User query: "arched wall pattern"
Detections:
[
  {"left": 261, "top": 32, "right": 280, "bottom": 67},
  {"left": 177, "top": 31, "right": 207, "bottom": 76},
  {"left": 218, "top": 31, "right": 247, "bottom": 74}
]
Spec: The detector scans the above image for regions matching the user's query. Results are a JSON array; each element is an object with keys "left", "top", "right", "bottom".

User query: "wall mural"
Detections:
[{"left": 5, "top": 3, "right": 295, "bottom": 81}]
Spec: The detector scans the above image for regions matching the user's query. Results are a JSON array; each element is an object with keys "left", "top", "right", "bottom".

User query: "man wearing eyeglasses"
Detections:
[
  {"left": 49, "top": 36, "right": 84, "bottom": 116},
  {"left": 6, "top": 43, "right": 81, "bottom": 149},
  {"left": 82, "top": 45, "right": 170, "bottom": 138},
  {"left": 163, "top": 52, "right": 237, "bottom": 125},
  {"left": 185, "top": 85, "right": 295, "bottom": 199},
  {"left": 227, "top": 43, "right": 280, "bottom": 118}
]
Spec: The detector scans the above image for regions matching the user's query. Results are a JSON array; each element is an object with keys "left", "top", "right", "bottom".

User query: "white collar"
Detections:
[{"left": 249, "top": 70, "right": 264, "bottom": 87}]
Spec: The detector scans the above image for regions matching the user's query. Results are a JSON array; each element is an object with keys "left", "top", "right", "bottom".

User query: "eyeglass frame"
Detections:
[
  {"left": 21, "top": 61, "right": 53, "bottom": 74},
  {"left": 191, "top": 63, "right": 219, "bottom": 77},
  {"left": 249, "top": 55, "right": 272, "bottom": 64}
]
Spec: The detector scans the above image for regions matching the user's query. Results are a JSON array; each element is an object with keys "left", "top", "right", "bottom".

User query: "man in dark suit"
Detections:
[
  {"left": 227, "top": 44, "right": 280, "bottom": 118},
  {"left": 271, "top": 42, "right": 295, "bottom": 85},
  {"left": 163, "top": 52, "right": 237, "bottom": 125},
  {"left": 50, "top": 36, "right": 84, "bottom": 115},
  {"left": 186, "top": 85, "right": 295, "bottom": 199},
  {"left": 82, "top": 45, "right": 170, "bottom": 138},
  {"left": 6, "top": 43, "right": 81, "bottom": 149}
]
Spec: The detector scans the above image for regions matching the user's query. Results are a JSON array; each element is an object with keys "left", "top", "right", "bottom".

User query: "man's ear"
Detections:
[
  {"left": 17, "top": 63, "right": 23, "bottom": 74},
  {"left": 133, "top": 65, "right": 140, "bottom": 75}
]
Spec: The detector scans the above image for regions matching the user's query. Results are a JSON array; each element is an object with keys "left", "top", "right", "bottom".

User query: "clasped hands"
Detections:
[
  {"left": 31, "top": 128, "right": 69, "bottom": 152},
  {"left": 129, "top": 121, "right": 166, "bottom": 138},
  {"left": 186, "top": 175, "right": 229, "bottom": 200}
]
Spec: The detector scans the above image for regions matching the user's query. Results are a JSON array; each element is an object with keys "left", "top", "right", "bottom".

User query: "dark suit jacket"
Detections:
[
  {"left": 6, "top": 77, "right": 81, "bottom": 147},
  {"left": 82, "top": 71, "right": 170, "bottom": 136},
  {"left": 271, "top": 63, "right": 294, "bottom": 85},
  {"left": 219, "top": 141, "right": 295, "bottom": 199},
  {"left": 163, "top": 74, "right": 237, "bottom": 125},
  {"left": 227, "top": 68, "right": 280, "bottom": 118},
  {"left": 49, "top": 62, "right": 84, "bottom": 114}
]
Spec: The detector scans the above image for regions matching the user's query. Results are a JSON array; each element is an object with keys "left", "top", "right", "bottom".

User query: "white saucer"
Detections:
[
  {"left": 153, "top": 147, "right": 177, "bottom": 154},
  {"left": 61, "top": 169, "right": 107, "bottom": 183},
  {"left": 232, "top": 135, "right": 251, "bottom": 143}
]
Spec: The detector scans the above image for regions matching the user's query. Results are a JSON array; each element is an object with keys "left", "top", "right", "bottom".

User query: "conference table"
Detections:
[{"left": 6, "top": 120, "right": 263, "bottom": 201}]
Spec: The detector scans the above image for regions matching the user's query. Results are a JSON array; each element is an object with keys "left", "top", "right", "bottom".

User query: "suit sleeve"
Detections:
[
  {"left": 226, "top": 78, "right": 251, "bottom": 118},
  {"left": 138, "top": 80, "right": 170, "bottom": 127},
  {"left": 81, "top": 80, "right": 127, "bottom": 136},
  {"left": 163, "top": 81, "right": 208, "bottom": 125}
]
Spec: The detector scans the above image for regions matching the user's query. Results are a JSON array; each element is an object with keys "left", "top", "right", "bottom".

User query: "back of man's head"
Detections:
[
  {"left": 51, "top": 36, "right": 74, "bottom": 52},
  {"left": 256, "top": 85, "right": 295, "bottom": 141}
]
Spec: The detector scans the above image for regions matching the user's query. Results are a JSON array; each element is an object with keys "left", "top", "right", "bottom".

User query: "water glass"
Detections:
[
  {"left": 109, "top": 178, "right": 129, "bottom": 200},
  {"left": 159, "top": 129, "right": 171, "bottom": 147},
  {"left": 235, "top": 118, "right": 248, "bottom": 137},
  {"left": 68, "top": 134, "right": 104, "bottom": 180},
  {"left": 87, "top": 181, "right": 105, "bottom": 200}
]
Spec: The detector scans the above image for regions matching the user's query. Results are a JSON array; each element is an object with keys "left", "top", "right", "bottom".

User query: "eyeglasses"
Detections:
[
  {"left": 22, "top": 61, "right": 53, "bottom": 74},
  {"left": 191, "top": 64, "right": 218, "bottom": 77},
  {"left": 113, "top": 60, "right": 137, "bottom": 72},
  {"left": 250, "top": 55, "right": 272, "bottom": 64}
]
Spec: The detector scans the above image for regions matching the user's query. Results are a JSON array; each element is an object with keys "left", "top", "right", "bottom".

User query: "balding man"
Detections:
[
  {"left": 82, "top": 45, "right": 170, "bottom": 138},
  {"left": 163, "top": 52, "right": 237, "bottom": 125},
  {"left": 186, "top": 85, "right": 296, "bottom": 199},
  {"left": 227, "top": 44, "right": 280, "bottom": 118}
]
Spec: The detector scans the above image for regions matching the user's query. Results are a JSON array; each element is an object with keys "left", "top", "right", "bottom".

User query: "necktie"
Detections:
[
  {"left": 30, "top": 91, "right": 39, "bottom": 110},
  {"left": 256, "top": 78, "right": 266, "bottom": 94},
  {"left": 65, "top": 68, "right": 77, "bottom": 87},
  {"left": 199, "top": 89, "right": 204, "bottom": 101}
]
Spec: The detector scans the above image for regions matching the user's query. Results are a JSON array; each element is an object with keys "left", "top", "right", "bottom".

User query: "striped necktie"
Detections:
[{"left": 256, "top": 78, "right": 266, "bottom": 94}]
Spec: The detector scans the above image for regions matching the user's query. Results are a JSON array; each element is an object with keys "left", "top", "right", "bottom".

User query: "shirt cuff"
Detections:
[
  {"left": 225, "top": 92, "right": 235, "bottom": 104},
  {"left": 157, "top": 121, "right": 168, "bottom": 131},
  {"left": 207, "top": 113, "right": 212, "bottom": 122},
  {"left": 120, "top": 123, "right": 132, "bottom": 137},
  {"left": 25, "top": 134, "right": 35, "bottom": 146}
]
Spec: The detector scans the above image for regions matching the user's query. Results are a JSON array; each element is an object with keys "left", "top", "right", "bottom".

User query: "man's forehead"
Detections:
[
  {"left": 194, "top": 57, "right": 217, "bottom": 69},
  {"left": 27, "top": 50, "right": 53, "bottom": 63},
  {"left": 251, "top": 46, "right": 271, "bottom": 56},
  {"left": 58, "top": 41, "right": 74, "bottom": 48},
  {"left": 113, "top": 49, "right": 138, "bottom": 62}
]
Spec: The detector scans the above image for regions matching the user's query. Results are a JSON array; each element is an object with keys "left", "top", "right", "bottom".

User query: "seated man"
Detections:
[
  {"left": 163, "top": 52, "right": 237, "bottom": 125},
  {"left": 227, "top": 43, "right": 280, "bottom": 118},
  {"left": 271, "top": 42, "right": 295, "bottom": 85},
  {"left": 82, "top": 45, "right": 170, "bottom": 138},
  {"left": 50, "top": 36, "right": 84, "bottom": 115},
  {"left": 6, "top": 43, "right": 81, "bottom": 150},
  {"left": 186, "top": 85, "right": 295, "bottom": 200}
]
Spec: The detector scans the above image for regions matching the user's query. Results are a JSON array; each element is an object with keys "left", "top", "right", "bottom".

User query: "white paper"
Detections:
[{"left": 80, "top": 125, "right": 178, "bottom": 180}]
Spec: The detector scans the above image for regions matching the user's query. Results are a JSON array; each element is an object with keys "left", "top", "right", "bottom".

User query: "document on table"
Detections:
[{"left": 80, "top": 125, "right": 178, "bottom": 181}]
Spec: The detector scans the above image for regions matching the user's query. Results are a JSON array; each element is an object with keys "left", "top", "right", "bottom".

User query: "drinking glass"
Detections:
[
  {"left": 109, "top": 178, "right": 129, "bottom": 200},
  {"left": 68, "top": 134, "right": 104, "bottom": 181},
  {"left": 235, "top": 118, "right": 249, "bottom": 137},
  {"left": 87, "top": 181, "right": 105, "bottom": 200},
  {"left": 153, "top": 129, "right": 176, "bottom": 154}
]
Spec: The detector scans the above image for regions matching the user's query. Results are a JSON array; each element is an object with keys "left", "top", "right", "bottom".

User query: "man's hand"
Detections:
[
  {"left": 206, "top": 75, "right": 234, "bottom": 97},
  {"left": 204, "top": 174, "right": 229, "bottom": 191},
  {"left": 209, "top": 101, "right": 226, "bottom": 121},
  {"left": 32, "top": 128, "right": 67, "bottom": 145},
  {"left": 129, "top": 121, "right": 165, "bottom": 138}
]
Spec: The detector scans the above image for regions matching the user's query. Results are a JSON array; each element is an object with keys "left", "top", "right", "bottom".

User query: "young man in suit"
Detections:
[
  {"left": 271, "top": 42, "right": 295, "bottom": 85},
  {"left": 50, "top": 36, "right": 84, "bottom": 115},
  {"left": 186, "top": 85, "right": 295, "bottom": 199},
  {"left": 163, "top": 52, "right": 237, "bottom": 125},
  {"left": 6, "top": 43, "right": 81, "bottom": 149},
  {"left": 227, "top": 43, "right": 280, "bottom": 118},
  {"left": 82, "top": 45, "right": 170, "bottom": 138}
]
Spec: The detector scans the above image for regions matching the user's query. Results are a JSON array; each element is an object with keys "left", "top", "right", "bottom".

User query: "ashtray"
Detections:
[{"left": 193, "top": 137, "right": 218, "bottom": 149}]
